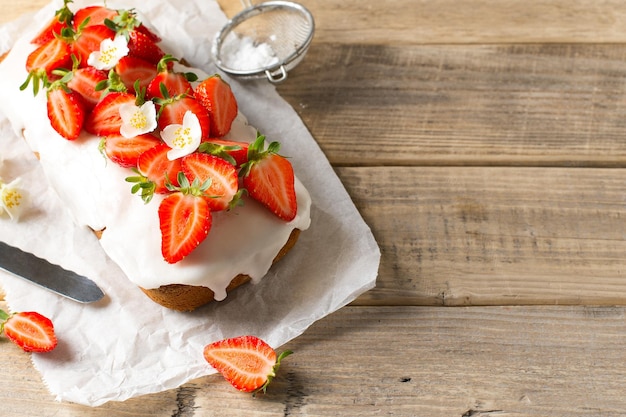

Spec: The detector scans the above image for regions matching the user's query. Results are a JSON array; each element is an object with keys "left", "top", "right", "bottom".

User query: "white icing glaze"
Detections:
[{"left": 0, "top": 23, "right": 311, "bottom": 301}]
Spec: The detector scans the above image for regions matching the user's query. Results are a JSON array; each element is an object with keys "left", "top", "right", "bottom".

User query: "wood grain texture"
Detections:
[
  {"left": 1, "top": 0, "right": 626, "bottom": 416},
  {"left": 6, "top": 0, "right": 626, "bottom": 44},
  {"left": 342, "top": 166, "right": 626, "bottom": 306},
  {"left": 279, "top": 42, "right": 626, "bottom": 167},
  {"left": 222, "top": 0, "right": 626, "bottom": 44},
  {"left": 3, "top": 304, "right": 626, "bottom": 416}
]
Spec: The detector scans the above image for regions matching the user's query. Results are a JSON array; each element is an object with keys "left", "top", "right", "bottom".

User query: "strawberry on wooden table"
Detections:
[
  {"left": 0, "top": 309, "right": 57, "bottom": 353},
  {"left": 194, "top": 74, "right": 238, "bottom": 137},
  {"left": 241, "top": 134, "right": 298, "bottom": 221},
  {"left": 203, "top": 335, "right": 292, "bottom": 395}
]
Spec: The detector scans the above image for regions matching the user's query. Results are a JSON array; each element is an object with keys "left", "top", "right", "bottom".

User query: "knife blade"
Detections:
[{"left": 0, "top": 241, "right": 104, "bottom": 303}]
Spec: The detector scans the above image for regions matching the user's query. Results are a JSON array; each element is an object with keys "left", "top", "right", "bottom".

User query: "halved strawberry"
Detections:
[
  {"left": 194, "top": 74, "right": 238, "bottom": 137},
  {"left": 181, "top": 153, "right": 239, "bottom": 211},
  {"left": 30, "top": 0, "right": 73, "bottom": 45},
  {"left": 203, "top": 335, "right": 292, "bottom": 394},
  {"left": 25, "top": 37, "right": 72, "bottom": 73},
  {"left": 159, "top": 185, "right": 212, "bottom": 263},
  {"left": 47, "top": 83, "right": 86, "bottom": 140},
  {"left": 103, "top": 133, "right": 161, "bottom": 168},
  {"left": 23, "top": 37, "right": 72, "bottom": 90},
  {"left": 241, "top": 134, "right": 297, "bottom": 221},
  {"left": 116, "top": 56, "right": 158, "bottom": 94},
  {"left": 158, "top": 95, "right": 211, "bottom": 140},
  {"left": 0, "top": 309, "right": 58, "bottom": 353},
  {"left": 127, "top": 29, "right": 165, "bottom": 65},
  {"left": 146, "top": 56, "right": 196, "bottom": 100},
  {"left": 198, "top": 138, "right": 249, "bottom": 167},
  {"left": 66, "top": 66, "right": 108, "bottom": 109},
  {"left": 71, "top": 24, "right": 116, "bottom": 67},
  {"left": 137, "top": 143, "right": 182, "bottom": 193},
  {"left": 72, "top": 5, "right": 118, "bottom": 30},
  {"left": 84, "top": 91, "right": 136, "bottom": 135}
]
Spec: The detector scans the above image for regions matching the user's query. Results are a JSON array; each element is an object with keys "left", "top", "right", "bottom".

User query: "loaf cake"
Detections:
[{"left": 0, "top": 2, "right": 311, "bottom": 311}]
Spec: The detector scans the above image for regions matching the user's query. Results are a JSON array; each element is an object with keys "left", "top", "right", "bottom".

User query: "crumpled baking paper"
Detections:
[{"left": 0, "top": 0, "right": 380, "bottom": 407}]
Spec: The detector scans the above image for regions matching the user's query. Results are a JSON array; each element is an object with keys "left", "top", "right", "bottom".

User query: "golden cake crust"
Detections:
[{"left": 139, "top": 228, "right": 301, "bottom": 311}]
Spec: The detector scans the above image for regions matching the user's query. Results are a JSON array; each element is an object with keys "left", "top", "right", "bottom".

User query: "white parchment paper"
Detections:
[{"left": 0, "top": 0, "right": 380, "bottom": 407}]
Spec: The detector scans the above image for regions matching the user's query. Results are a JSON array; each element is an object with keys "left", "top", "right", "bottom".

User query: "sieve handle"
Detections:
[
  {"left": 265, "top": 65, "right": 288, "bottom": 83},
  {"left": 240, "top": 0, "right": 253, "bottom": 8}
]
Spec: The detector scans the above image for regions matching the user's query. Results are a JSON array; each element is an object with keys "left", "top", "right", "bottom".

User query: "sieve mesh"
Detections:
[{"left": 212, "top": 1, "right": 315, "bottom": 82}]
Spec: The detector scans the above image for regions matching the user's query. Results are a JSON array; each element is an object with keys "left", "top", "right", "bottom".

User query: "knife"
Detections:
[{"left": 0, "top": 241, "right": 104, "bottom": 303}]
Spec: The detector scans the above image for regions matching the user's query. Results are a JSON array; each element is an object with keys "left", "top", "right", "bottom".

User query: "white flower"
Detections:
[
  {"left": 119, "top": 101, "right": 158, "bottom": 138},
  {"left": 160, "top": 111, "right": 202, "bottom": 160},
  {"left": 0, "top": 178, "right": 28, "bottom": 221},
  {"left": 88, "top": 35, "right": 129, "bottom": 70}
]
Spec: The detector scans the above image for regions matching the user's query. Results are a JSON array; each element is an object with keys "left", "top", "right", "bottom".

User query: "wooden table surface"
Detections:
[{"left": 3, "top": 0, "right": 626, "bottom": 416}]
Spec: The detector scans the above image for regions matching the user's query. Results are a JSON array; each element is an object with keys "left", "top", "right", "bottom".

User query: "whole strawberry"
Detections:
[
  {"left": 204, "top": 335, "right": 292, "bottom": 395},
  {"left": 0, "top": 309, "right": 58, "bottom": 353}
]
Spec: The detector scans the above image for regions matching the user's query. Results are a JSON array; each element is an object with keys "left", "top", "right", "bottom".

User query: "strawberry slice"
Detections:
[
  {"left": 159, "top": 189, "right": 212, "bottom": 263},
  {"left": 0, "top": 309, "right": 57, "bottom": 353},
  {"left": 31, "top": 17, "right": 69, "bottom": 46},
  {"left": 66, "top": 66, "right": 108, "bottom": 110},
  {"left": 71, "top": 24, "right": 116, "bottom": 67},
  {"left": 103, "top": 133, "right": 161, "bottom": 168},
  {"left": 47, "top": 87, "right": 86, "bottom": 141},
  {"left": 181, "top": 152, "right": 239, "bottom": 211},
  {"left": 31, "top": 0, "right": 73, "bottom": 45},
  {"left": 137, "top": 143, "right": 182, "bottom": 193},
  {"left": 84, "top": 91, "right": 136, "bottom": 136},
  {"left": 73, "top": 5, "right": 118, "bottom": 30},
  {"left": 116, "top": 56, "right": 158, "bottom": 94},
  {"left": 146, "top": 56, "right": 196, "bottom": 100},
  {"left": 203, "top": 335, "right": 292, "bottom": 394},
  {"left": 127, "top": 29, "right": 165, "bottom": 65},
  {"left": 194, "top": 74, "right": 238, "bottom": 137},
  {"left": 24, "top": 37, "right": 72, "bottom": 80},
  {"left": 158, "top": 95, "right": 211, "bottom": 140},
  {"left": 241, "top": 134, "right": 297, "bottom": 221}
]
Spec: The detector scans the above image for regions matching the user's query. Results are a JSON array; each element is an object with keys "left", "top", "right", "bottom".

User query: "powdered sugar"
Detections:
[{"left": 220, "top": 34, "right": 280, "bottom": 71}]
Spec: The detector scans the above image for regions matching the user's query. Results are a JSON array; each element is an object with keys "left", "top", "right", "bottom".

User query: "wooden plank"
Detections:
[
  {"left": 279, "top": 42, "right": 626, "bottom": 167},
  {"left": 221, "top": 0, "right": 626, "bottom": 44},
  {"left": 340, "top": 166, "right": 626, "bottom": 306},
  {"left": 5, "top": 0, "right": 626, "bottom": 45},
  {"left": 2, "top": 304, "right": 626, "bottom": 416}
]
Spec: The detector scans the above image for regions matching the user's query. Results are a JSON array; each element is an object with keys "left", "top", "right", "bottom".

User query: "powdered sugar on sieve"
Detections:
[{"left": 220, "top": 34, "right": 280, "bottom": 71}]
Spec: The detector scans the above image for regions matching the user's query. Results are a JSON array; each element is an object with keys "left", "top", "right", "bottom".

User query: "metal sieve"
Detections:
[{"left": 212, "top": 0, "right": 315, "bottom": 83}]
